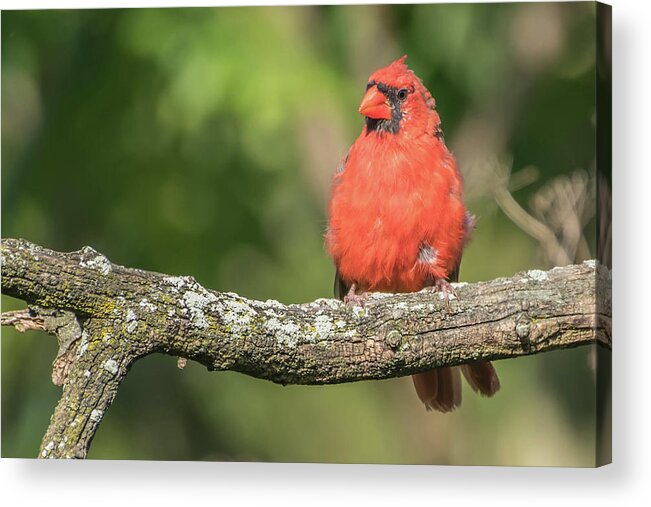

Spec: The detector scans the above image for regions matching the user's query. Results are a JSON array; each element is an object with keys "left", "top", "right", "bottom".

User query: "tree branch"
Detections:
[{"left": 1, "top": 238, "right": 611, "bottom": 458}]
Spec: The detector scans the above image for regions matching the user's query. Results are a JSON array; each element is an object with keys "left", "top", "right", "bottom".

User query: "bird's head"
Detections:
[{"left": 358, "top": 55, "right": 437, "bottom": 136}]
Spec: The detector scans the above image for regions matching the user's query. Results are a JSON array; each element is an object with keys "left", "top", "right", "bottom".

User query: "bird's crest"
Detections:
[
  {"left": 369, "top": 55, "right": 437, "bottom": 115},
  {"left": 369, "top": 55, "right": 411, "bottom": 84}
]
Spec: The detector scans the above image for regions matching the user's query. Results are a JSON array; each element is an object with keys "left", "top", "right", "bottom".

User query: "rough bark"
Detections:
[{"left": 1, "top": 238, "right": 611, "bottom": 459}]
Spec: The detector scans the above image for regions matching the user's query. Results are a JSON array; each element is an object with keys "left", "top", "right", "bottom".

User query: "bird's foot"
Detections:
[
  {"left": 344, "top": 283, "right": 368, "bottom": 307},
  {"left": 426, "top": 279, "right": 458, "bottom": 306}
]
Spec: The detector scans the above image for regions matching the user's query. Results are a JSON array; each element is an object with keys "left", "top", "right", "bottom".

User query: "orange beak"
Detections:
[{"left": 358, "top": 85, "right": 392, "bottom": 120}]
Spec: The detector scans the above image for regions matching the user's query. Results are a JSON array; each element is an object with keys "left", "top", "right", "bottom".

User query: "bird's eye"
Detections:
[{"left": 397, "top": 88, "right": 409, "bottom": 101}]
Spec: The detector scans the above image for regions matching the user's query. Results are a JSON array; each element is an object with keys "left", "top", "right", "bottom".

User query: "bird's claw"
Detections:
[
  {"left": 426, "top": 279, "right": 458, "bottom": 306},
  {"left": 344, "top": 292, "right": 368, "bottom": 307},
  {"left": 344, "top": 283, "right": 368, "bottom": 307}
]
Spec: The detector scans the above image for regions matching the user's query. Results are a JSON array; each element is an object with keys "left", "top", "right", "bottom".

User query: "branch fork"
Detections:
[{"left": 1, "top": 238, "right": 611, "bottom": 458}]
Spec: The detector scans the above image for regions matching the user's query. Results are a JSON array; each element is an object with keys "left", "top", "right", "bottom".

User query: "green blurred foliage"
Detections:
[{"left": 2, "top": 3, "right": 600, "bottom": 465}]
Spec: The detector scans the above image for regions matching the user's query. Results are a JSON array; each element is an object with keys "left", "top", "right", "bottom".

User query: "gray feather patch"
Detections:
[
  {"left": 418, "top": 243, "right": 438, "bottom": 265},
  {"left": 336, "top": 151, "right": 349, "bottom": 175}
]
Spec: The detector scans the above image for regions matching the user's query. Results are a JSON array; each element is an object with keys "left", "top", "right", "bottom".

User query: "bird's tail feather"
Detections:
[
  {"left": 412, "top": 361, "right": 499, "bottom": 412},
  {"left": 412, "top": 367, "right": 461, "bottom": 412},
  {"left": 460, "top": 361, "right": 501, "bottom": 397}
]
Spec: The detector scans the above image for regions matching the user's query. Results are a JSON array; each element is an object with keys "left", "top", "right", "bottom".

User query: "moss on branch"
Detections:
[{"left": 1, "top": 238, "right": 611, "bottom": 458}]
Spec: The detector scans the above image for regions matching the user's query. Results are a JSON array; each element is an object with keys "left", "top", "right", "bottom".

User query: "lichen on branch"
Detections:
[{"left": 1, "top": 238, "right": 611, "bottom": 458}]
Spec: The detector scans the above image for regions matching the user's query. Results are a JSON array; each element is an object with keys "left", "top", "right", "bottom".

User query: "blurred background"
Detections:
[{"left": 2, "top": 2, "right": 603, "bottom": 465}]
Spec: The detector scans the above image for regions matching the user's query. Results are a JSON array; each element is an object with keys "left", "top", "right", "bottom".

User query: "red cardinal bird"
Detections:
[{"left": 326, "top": 56, "right": 500, "bottom": 412}]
